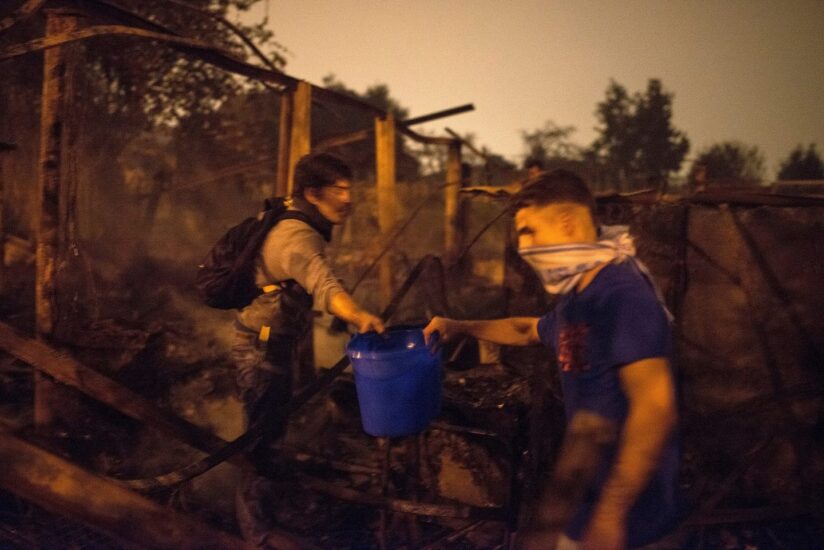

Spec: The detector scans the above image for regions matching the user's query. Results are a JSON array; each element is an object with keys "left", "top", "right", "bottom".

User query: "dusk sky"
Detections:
[{"left": 246, "top": 1, "right": 824, "bottom": 177}]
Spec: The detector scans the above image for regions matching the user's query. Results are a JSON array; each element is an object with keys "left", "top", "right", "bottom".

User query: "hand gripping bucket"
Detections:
[{"left": 345, "top": 328, "right": 442, "bottom": 437}]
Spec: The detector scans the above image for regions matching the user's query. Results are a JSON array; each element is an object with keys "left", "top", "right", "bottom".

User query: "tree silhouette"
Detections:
[
  {"left": 777, "top": 144, "right": 824, "bottom": 180},
  {"left": 520, "top": 120, "right": 582, "bottom": 164},
  {"left": 0, "top": 0, "right": 283, "bottom": 246},
  {"left": 690, "top": 141, "right": 766, "bottom": 185},
  {"left": 318, "top": 74, "right": 419, "bottom": 180},
  {"left": 590, "top": 79, "right": 689, "bottom": 192}
]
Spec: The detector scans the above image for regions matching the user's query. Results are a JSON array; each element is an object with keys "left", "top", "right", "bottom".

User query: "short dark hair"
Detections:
[
  {"left": 511, "top": 168, "right": 596, "bottom": 219},
  {"left": 293, "top": 153, "right": 353, "bottom": 197}
]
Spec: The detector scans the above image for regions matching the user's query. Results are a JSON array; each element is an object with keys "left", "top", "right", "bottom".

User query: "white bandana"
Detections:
[{"left": 518, "top": 225, "right": 674, "bottom": 321}]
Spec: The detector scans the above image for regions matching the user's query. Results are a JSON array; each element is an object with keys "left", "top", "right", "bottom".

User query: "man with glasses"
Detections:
[{"left": 233, "top": 152, "right": 384, "bottom": 547}]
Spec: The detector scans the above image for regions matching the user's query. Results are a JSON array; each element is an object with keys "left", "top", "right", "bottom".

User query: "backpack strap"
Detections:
[{"left": 279, "top": 210, "right": 333, "bottom": 242}]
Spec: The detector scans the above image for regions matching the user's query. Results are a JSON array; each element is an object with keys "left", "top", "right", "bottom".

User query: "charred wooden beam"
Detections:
[
  {"left": 314, "top": 105, "right": 475, "bottom": 153},
  {"left": 398, "top": 124, "right": 454, "bottom": 146},
  {"left": 594, "top": 189, "right": 824, "bottom": 208},
  {"left": 285, "top": 449, "right": 382, "bottom": 476},
  {"left": 310, "top": 84, "right": 384, "bottom": 118},
  {"left": 160, "top": 0, "right": 282, "bottom": 74},
  {"left": 35, "top": 8, "right": 78, "bottom": 428},
  {"left": 420, "top": 520, "right": 488, "bottom": 550},
  {"left": 81, "top": 0, "right": 381, "bottom": 125},
  {"left": 0, "top": 428, "right": 245, "bottom": 549},
  {"left": 683, "top": 505, "right": 811, "bottom": 526},
  {"left": 285, "top": 82, "right": 316, "bottom": 385},
  {"left": 0, "top": 24, "right": 248, "bottom": 64},
  {"left": 404, "top": 104, "right": 474, "bottom": 127},
  {"left": 0, "top": 321, "right": 252, "bottom": 468},
  {"left": 0, "top": 143, "right": 12, "bottom": 291},
  {"left": 298, "top": 474, "right": 504, "bottom": 520},
  {"left": 36, "top": 7, "right": 71, "bottom": 343},
  {"left": 1, "top": 1, "right": 472, "bottom": 150},
  {"left": 286, "top": 81, "right": 311, "bottom": 195},
  {"left": 690, "top": 189, "right": 824, "bottom": 206},
  {"left": 0, "top": 0, "right": 46, "bottom": 33},
  {"left": 429, "top": 421, "right": 506, "bottom": 445},
  {"left": 78, "top": 0, "right": 298, "bottom": 89},
  {"left": 276, "top": 92, "right": 292, "bottom": 196},
  {"left": 54, "top": 253, "right": 443, "bottom": 493},
  {"left": 375, "top": 113, "right": 397, "bottom": 308},
  {"left": 444, "top": 140, "right": 464, "bottom": 264},
  {"left": 445, "top": 127, "right": 487, "bottom": 159},
  {"left": 315, "top": 127, "right": 372, "bottom": 152}
]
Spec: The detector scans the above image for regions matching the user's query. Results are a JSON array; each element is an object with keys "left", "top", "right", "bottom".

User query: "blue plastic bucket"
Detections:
[{"left": 345, "top": 328, "right": 442, "bottom": 437}]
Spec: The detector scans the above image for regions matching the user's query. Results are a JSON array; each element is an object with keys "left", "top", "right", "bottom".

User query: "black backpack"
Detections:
[{"left": 195, "top": 197, "right": 312, "bottom": 310}]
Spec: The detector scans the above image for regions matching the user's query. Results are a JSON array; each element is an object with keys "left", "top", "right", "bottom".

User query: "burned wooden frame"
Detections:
[{"left": 0, "top": 0, "right": 474, "bottom": 424}]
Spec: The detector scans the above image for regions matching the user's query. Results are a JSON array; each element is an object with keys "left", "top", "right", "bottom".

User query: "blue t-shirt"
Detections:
[{"left": 536, "top": 261, "right": 680, "bottom": 548}]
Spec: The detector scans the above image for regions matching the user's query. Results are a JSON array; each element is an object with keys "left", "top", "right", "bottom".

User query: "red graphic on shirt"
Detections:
[{"left": 558, "top": 323, "right": 590, "bottom": 372}]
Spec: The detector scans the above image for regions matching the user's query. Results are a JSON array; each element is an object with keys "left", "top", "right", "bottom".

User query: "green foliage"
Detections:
[
  {"left": 777, "top": 144, "right": 824, "bottom": 180},
  {"left": 316, "top": 74, "right": 419, "bottom": 180},
  {"left": 590, "top": 79, "right": 689, "bottom": 190},
  {"left": 520, "top": 120, "right": 582, "bottom": 164},
  {"left": 0, "top": 0, "right": 282, "bottom": 241},
  {"left": 321, "top": 74, "right": 409, "bottom": 119},
  {"left": 92, "top": 0, "right": 284, "bottom": 130},
  {"left": 0, "top": 0, "right": 284, "bottom": 134},
  {"left": 690, "top": 141, "right": 766, "bottom": 185}
]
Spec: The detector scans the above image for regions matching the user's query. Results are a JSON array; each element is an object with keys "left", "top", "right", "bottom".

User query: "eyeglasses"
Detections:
[{"left": 326, "top": 184, "right": 352, "bottom": 197}]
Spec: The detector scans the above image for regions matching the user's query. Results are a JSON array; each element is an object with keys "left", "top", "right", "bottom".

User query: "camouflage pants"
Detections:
[{"left": 231, "top": 329, "right": 295, "bottom": 547}]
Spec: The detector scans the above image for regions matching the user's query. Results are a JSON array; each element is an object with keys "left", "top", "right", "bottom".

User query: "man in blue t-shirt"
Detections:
[{"left": 424, "top": 169, "right": 679, "bottom": 549}]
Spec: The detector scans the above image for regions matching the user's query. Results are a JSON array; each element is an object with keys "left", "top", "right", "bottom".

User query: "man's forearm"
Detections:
[
  {"left": 591, "top": 399, "right": 676, "bottom": 524},
  {"left": 453, "top": 317, "right": 539, "bottom": 346},
  {"left": 328, "top": 291, "right": 365, "bottom": 324}
]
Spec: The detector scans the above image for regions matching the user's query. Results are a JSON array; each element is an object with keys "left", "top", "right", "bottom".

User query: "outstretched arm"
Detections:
[
  {"left": 422, "top": 316, "right": 541, "bottom": 347},
  {"left": 328, "top": 291, "right": 385, "bottom": 334}
]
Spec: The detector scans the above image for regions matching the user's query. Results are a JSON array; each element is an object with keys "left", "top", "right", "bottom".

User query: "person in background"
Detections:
[
  {"left": 233, "top": 152, "right": 384, "bottom": 548},
  {"left": 424, "top": 169, "right": 680, "bottom": 549},
  {"left": 524, "top": 156, "right": 545, "bottom": 178}
]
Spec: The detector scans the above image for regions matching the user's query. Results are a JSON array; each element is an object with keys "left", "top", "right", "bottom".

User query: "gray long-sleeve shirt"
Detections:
[{"left": 236, "top": 217, "right": 346, "bottom": 335}]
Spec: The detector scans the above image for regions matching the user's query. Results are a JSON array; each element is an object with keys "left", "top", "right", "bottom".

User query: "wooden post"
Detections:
[
  {"left": 0, "top": 144, "right": 10, "bottom": 292},
  {"left": 283, "top": 81, "right": 315, "bottom": 386},
  {"left": 444, "top": 140, "right": 463, "bottom": 264},
  {"left": 375, "top": 114, "right": 397, "bottom": 309},
  {"left": 35, "top": 10, "right": 77, "bottom": 428},
  {"left": 0, "top": 154, "right": 3, "bottom": 292},
  {"left": 275, "top": 91, "right": 292, "bottom": 197},
  {"left": 286, "top": 80, "right": 311, "bottom": 196}
]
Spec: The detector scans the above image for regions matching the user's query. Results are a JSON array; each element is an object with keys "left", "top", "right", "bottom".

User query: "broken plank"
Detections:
[
  {"left": 0, "top": 428, "right": 244, "bottom": 549},
  {"left": 0, "top": 321, "right": 247, "bottom": 466},
  {"left": 299, "top": 473, "right": 504, "bottom": 520}
]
